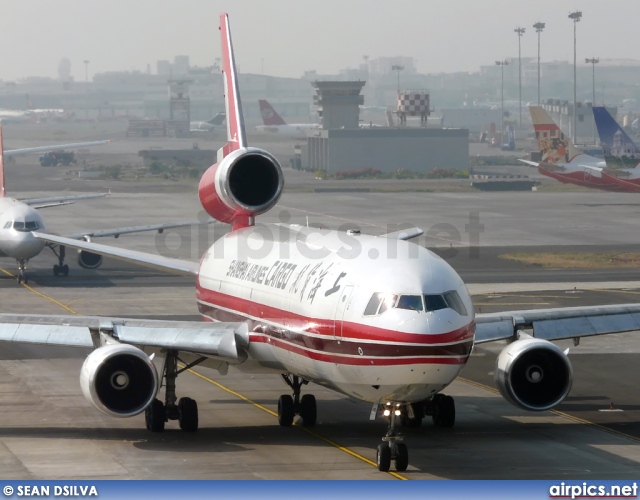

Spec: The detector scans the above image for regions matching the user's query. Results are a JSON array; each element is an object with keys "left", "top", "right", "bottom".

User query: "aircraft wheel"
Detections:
[
  {"left": 277, "top": 395, "right": 294, "bottom": 427},
  {"left": 145, "top": 398, "right": 165, "bottom": 432},
  {"left": 395, "top": 442, "right": 409, "bottom": 472},
  {"left": 53, "top": 265, "right": 60, "bottom": 277},
  {"left": 432, "top": 395, "right": 455, "bottom": 428},
  {"left": 62, "top": 264, "right": 69, "bottom": 276},
  {"left": 299, "top": 394, "right": 317, "bottom": 426},
  {"left": 376, "top": 443, "right": 391, "bottom": 472},
  {"left": 178, "top": 397, "right": 199, "bottom": 432}
]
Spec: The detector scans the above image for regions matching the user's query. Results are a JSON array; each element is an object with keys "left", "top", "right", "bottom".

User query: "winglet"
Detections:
[
  {"left": 0, "top": 123, "right": 5, "bottom": 198},
  {"left": 219, "top": 13, "right": 247, "bottom": 159}
]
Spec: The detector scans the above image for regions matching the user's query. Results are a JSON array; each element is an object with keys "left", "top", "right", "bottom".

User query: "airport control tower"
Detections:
[{"left": 311, "top": 81, "right": 365, "bottom": 129}]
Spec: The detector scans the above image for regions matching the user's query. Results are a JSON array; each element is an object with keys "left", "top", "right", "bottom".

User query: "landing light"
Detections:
[{"left": 383, "top": 409, "right": 391, "bottom": 417}]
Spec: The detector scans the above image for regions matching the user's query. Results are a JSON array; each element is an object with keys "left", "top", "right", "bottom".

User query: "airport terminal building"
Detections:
[{"left": 307, "top": 127, "right": 468, "bottom": 173}]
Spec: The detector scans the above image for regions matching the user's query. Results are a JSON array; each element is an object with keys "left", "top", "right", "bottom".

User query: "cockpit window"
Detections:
[
  {"left": 364, "top": 293, "right": 398, "bottom": 316},
  {"left": 443, "top": 290, "right": 468, "bottom": 316},
  {"left": 364, "top": 290, "right": 468, "bottom": 317},
  {"left": 3, "top": 221, "right": 11, "bottom": 229},
  {"left": 396, "top": 295, "right": 423, "bottom": 311},
  {"left": 424, "top": 294, "right": 448, "bottom": 312},
  {"left": 12, "top": 220, "right": 40, "bottom": 232}
]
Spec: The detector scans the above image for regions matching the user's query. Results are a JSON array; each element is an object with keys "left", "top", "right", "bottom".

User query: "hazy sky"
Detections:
[{"left": 1, "top": 1, "right": 638, "bottom": 81}]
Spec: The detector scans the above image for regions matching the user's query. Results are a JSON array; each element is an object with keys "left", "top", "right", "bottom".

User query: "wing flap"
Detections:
[
  {"left": 475, "top": 304, "right": 640, "bottom": 344},
  {"left": 0, "top": 314, "right": 249, "bottom": 362},
  {"left": 0, "top": 323, "right": 93, "bottom": 347},
  {"left": 114, "top": 322, "right": 248, "bottom": 361}
]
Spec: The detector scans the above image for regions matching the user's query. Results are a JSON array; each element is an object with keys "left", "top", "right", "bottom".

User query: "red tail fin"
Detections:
[
  {"left": 0, "top": 124, "right": 5, "bottom": 197},
  {"left": 259, "top": 99, "right": 287, "bottom": 126},
  {"left": 219, "top": 13, "right": 247, "bottom": 159}
]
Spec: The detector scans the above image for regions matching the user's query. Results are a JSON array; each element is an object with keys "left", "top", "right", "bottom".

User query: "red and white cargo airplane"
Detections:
[
  {"left": 3, "top": 14, "right": 640, "bottom": 473},
  {"left": 520, "top": 106, "right": 618, "bottom": 191}
]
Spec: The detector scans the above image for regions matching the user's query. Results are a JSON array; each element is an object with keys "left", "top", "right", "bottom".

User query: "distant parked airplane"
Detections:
[
  {"left": 190, "top": 112, "right": 226, "bottom": 132},
  {"left": 255, "top": 100, "right": 317, "bottom": 138},
  {"left": 519, "top": 106, "right": 616, "bottom": 191},
  {"left": 593, "top": 106, "right": 640, "bottom": 192}
]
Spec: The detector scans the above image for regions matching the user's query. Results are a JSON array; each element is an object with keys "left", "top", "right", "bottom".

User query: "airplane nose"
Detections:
[{"left": 4, "top": 231, "right": 46, "bottom": 260}]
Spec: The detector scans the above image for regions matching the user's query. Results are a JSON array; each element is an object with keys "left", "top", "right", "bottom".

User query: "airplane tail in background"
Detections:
[
  {"left": 208, "top": 112, "right": 226, "bottom": 126},
  {"left": 0, "top": 124, "right": 5, "bottom": 198},
  {"left": 259, "top": 99, "right": 287, "bottom": 126},
  {"left": 593, "top": 106, "right": 640, "bottom": 169},
  {"left": 529, "top": 106, "right": 582, "bottom": 164}
]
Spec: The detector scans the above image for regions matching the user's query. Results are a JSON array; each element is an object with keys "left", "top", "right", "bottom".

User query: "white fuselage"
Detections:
[
  {"left": 196, "top": 224, "right": 475, "bottom": 404},
  {"left": 0, "top": 198, "right": 46, "bottom": 259},
  {"left": 255, "top": 124, "right": 317, "bottom": 139}
]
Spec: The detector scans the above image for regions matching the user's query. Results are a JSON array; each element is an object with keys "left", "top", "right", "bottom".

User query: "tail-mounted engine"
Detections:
[
  {"left": 80, "top": 344, "right": 159, "bottom": 418},
  {"left": 198, "top": 147, "right": 284, "bottom": 230},
  {"left": 494, "top": 337, "right": 573, "bottom": 411},
  {"left": 77, "top": 250, "right": 103, "bottom": 269}
]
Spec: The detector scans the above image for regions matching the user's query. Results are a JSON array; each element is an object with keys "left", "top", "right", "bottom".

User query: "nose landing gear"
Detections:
[
  {"left": 16, "top": 259, "right": 28, "bottom": 284},
  {"left": 376, "top": 403, "right": 409, "bottom": 472}
]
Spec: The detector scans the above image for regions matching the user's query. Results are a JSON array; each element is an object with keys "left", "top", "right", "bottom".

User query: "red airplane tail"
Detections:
[{"left": 259, "top": 99, "right": 287, "bottom": 126}]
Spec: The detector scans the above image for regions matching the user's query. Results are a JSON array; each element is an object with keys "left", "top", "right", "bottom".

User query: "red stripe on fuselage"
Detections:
[
  {"left": 196, "top": 285, "right": 475, "bottom": 345},
  {"left": 248, "top": 334, "right": 468, "bottom": 366}
]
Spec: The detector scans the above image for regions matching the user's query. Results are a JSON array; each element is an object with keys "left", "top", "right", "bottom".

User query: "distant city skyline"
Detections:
[{"left": 0, "top": 0, "right": 638, "bottom": 81}]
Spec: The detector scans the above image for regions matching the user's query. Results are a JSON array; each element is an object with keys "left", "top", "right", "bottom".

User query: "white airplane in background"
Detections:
[
  {"left": 190, "top": 112, "right": 226, "bottom": 132},
  {"left": 4, "top": 13, "right": 640, "bottom": 474},
  {"left": 255, "top": 99, "right": 318, "bottom": 138},
  {"left": 0, "top": 131, "right": 212, "bottom": 283},
  {"left": 519, "top": 106, "right": 615, "bottom": 190}
]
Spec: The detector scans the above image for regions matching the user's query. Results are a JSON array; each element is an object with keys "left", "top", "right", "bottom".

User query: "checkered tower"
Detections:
[{"left": 397, "top": 91, "right": 430, "bottom": 126}]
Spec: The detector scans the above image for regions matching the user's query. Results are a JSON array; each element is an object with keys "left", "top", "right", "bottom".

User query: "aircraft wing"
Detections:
[
  {"left": 24, "top": 192, "right": 110, "bottom": 208},
  {"left": 5, "top": 140, "right": 110, "bottom": 158},
  {"left": 518, "top": 159, "right": 539, "bottom": 167},
  {"left": 64, "top": 218, "right": 215, "bottom": 239},
  {"left": 0, "top": 314, "right": 249, "bottom": 363},
  {"left": 580, "top": 164, "right": 603, "bottom": 172},
  {"left": 32, "top": 232, "right": 199, "bottom": 277},
  {"left": 475, "top": 304, "right": 640, "bottom": 344}
]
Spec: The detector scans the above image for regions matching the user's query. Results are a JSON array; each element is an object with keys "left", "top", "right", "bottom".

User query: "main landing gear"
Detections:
[
  {"left": 277, "top": 374, "right": 317, "bottom": 427},
  {"left": 376, "top": 394, "right": 456, "bottom": 472},
  {"left": 49, "top": 244, "right": 69, "bottom": 277},
  {"left": 144, "top": 350, "right": 206, "bottom": 433},
  {"left": 16, "top": 259, "right": 28, "bottom": 284}
]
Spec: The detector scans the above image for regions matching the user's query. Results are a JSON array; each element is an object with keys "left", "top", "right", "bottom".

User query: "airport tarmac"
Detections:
[
  {"left": 3, "top": 135, "right": 640, "bottom": 478},
  {"left": 3, "top": 180, "right": 640, "bottom": 479}
]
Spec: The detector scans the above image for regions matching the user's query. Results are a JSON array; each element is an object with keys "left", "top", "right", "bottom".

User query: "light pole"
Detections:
[
  {"left": 496, "top": 60, "right": 509, "bottom": 144},
  {"left": 83, "top": 59, "right": 90, "bottom": 119},
  {"left": 568, "top": 11, "right": 582, "bottom": 142},
  {"left": 514, "top": 27, "right": 525, "bottom": 127},
  {"left": 533, "top": 22, "right": 545, "bottom": 105},
  {"left": 586, "top": 57, "right": 599, "bottom": 144},
  {"left": 391, "top": 64, "right": 404, "bottom": 94}
]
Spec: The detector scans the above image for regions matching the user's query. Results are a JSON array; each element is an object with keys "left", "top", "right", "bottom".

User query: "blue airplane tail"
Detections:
[{"left": 593, "top": 106, "right": 640, "bottom": 169}]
